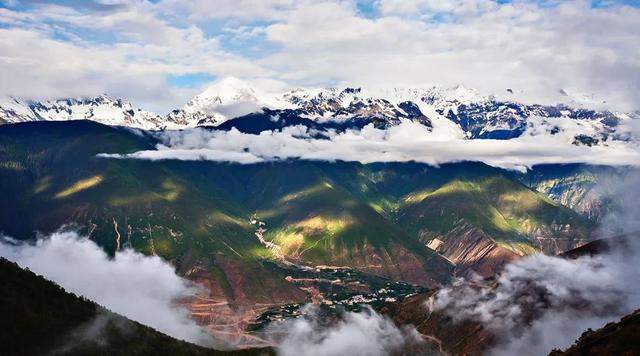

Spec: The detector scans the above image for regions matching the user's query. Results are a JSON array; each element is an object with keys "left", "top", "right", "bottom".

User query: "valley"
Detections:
[
  {"left": 0, "top": 119, "right": 618, "bottom": 353},
  {"left": 2, "top": 1, "right": 639, "bottom": 354}
]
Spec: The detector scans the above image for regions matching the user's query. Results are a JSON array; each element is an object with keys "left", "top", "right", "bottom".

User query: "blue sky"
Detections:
[
  {"left": 0, "top": 0, "right": 639, "bottom": 112},
  {"left": 167, "top": 73, "right": 216, "bottom": 89}
]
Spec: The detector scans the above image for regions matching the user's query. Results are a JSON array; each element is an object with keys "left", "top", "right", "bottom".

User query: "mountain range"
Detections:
[
  {"left": 0, "top": 119, "right": 609, "bottom": 348},
  {"left": 1, "top": 80, "right": 638, "bottom": 354},
  {"left": 1, "top": 78, "right": 637, "bottom": 145}
]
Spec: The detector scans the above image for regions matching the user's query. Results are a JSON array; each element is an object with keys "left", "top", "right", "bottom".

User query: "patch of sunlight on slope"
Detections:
[
  {"left": 297, "top": 216, "right": 352, "bottom": 233},
  {"left": 497, "top": 187, "right": 558, "bottom": 210},
  {"left": 248, "top": 245, "right": 273, "bottom": 259},
  {"left": 109, "top": 180, "right": 184, "bottom": 206},
  {"left": 403, "top": 190, "right": 432, "bottom": 204},
  {"left": 366, "top": 195, "right": 399, "bottom": 216},
  {"left": 273, "top": 229, "right": 305, "bottom": 253},
  {"left": 259, "top": 181, "right": 338, "bottom": 220},
  {"left": 279, "top": 181, "right": 335, "bottom": 204},
  {"left": 160, "top": 180, "right": 182, "bottom": 201},
  {"left": 55, "top": 175, "right": 103, "bottom": 198},
  {"left": 487, "top": 206, "right": 518, "bottom": 234},
  {"left": 271, "top": 216, "right": 354, "bottom": 257},
  {"left": 401, "top": 180, "right": 478, "bottom": 208},
  {"left": 34, "top": 176, "right": 51, "bottom": 194},
  {"left": 369, "top": 202, "right": 385, "bottom": 214},
  {"left": 206, "top": 211, "right": 247, "bottom": 226},
  {"left": 432, "top": 180, "right": 481, "bottom": 196}
]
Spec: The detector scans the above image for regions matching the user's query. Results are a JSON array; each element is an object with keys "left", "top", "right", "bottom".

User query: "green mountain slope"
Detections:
[
  {"left": 397, "top": 175, "right": 593, "bottom": 252},
  {"left": 0, "top": 121, "right": 597, "bottom": 300},
  {"left": 0, "top": 257, "right": 268, "bottom": 356},
  {"left": 517, "top": 164, "right": 627, "bottom": 221},
  {"left": 242, "top": 163, "right": 453, "bottom": 285},
  {"left": 0, "top": 121, "right": 305, "bottom": 310}
]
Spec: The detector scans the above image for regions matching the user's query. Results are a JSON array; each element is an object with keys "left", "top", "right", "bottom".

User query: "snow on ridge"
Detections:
[
  {"left": 0, "top": 94, "right": 165, "bottom": 130},
  {"left": 1, "top": 79, "right": 636, "bottom": 138}
]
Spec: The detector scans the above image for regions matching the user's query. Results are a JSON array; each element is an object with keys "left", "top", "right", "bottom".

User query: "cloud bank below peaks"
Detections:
[{"left": 99, "top": 119, "right": 640, "bottom": 171}]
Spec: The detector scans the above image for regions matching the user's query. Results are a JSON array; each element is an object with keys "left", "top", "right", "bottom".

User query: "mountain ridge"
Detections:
[
  {"left": 0, "top": 256, "right": 268, "bottom": 355},
  {"left": 2, "top": 79, "right": 636, "bottom": 144}
]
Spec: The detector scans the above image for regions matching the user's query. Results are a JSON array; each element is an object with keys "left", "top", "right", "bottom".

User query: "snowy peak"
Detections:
[
  {"left": 0, "top": 80, "right": 636, "bottom": 146},
  {"left": 190, "top": 77, "right": 259, "bottom": 107},
  {"left": 166, "top": 77, "right": 268, "bottom": 127},
  {"left": 280, "top": 86, "right": 434, "bottom": 123},
  {"left": 0, "top": 95, "right": 164, "bottom": 130}
]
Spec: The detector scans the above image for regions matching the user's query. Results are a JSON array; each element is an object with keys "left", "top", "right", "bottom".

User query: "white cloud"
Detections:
[
  {"left": 430, "top": 171, "right": 640, "bottom": 355},
  {"left": 273, "top": 305, "right": 427, "bottom": 356},
  {"left": 260, "top": 0, "right": 640, "bottom": 110},
  {"left": 378, "top": 0, "right": 499, "bottom": 17},
  {"left": 0, "top": 3, "right": 269, "bottom": 113},
  {"left": 431, "top": 244, "right": 640, "bottom": 355},
  {"left": 1, "top": 1, "right": 639, "bottom": 112},
  {"left": 99, "top": 119, "right": 640, "bottom": 171},
  {"left": 156, "top": 0, "right": 296, "bottom": 21},
  {"left": 0, "top": 230, "right": 215, "bottom": 347}
]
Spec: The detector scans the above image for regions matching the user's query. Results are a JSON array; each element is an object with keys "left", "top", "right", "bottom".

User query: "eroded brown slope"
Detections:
[{"left": 422, "top": 223, "right": 523, "bottom": 278}]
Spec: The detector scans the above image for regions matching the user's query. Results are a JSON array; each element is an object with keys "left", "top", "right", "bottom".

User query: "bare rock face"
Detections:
[
  {"left": 519, "top": 164, "right": 630, "bottom": 222},
  {"left": 420, "top": 224, "right": 523, "bottom": 278},
  {"left": 422, "top": 223, "right": 593, "bottom": 278}
]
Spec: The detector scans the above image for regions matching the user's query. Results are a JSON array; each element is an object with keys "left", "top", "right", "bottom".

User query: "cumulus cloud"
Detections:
[
  {"left": 273, "top": 305, "right": 430, "bottom": 356},
  {"left": 99, "top": 119, "right": 640, "bottom": 171},
  {"left": 0, "top": 230, "right": 214, "bottom": 346},
  {"left": 0, "top": 2, "right": 267, "bottom": 113},
  {"left": 2, "top": 1, "right": 640, "bottom": 111},
  {"left": 430, "top": 171, "right": 640, "bottom": 355},
  {"left": 156, "top": 0, "right": 296, "bottom": 21},
  {"left": 261, "top": 0, "right": 640, "bottom": 111},
  {"left": 431, "top": 249, "right": 640, "bottom": 355}
]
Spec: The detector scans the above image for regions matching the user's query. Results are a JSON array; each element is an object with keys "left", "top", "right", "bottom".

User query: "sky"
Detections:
[{"left": 1, "top": 0, "right": 639, "bottom": 113}]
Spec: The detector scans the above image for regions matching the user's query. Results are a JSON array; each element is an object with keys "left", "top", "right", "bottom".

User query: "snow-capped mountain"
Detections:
[
  {"left": 165, "top": 77, "right": 274, "bottom": 128},
  {"left": 281, "top": 86, "right": 433, "bottom": 128},
  {"left": 0, "top": 95, "right": 165, "bottom": 130},
  {"left": 1, "top": 78, "right": 637, "bottom": 145}
]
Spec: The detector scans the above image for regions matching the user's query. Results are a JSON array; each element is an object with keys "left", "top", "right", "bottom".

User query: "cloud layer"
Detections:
[
  {"left": 273, "top": 305, "right": 428, "bottom": 356},
  {"left": 432, "top": 249, "right": 640, "bottom": 355},
  {"left": 430, "top": 171, "right": 640, "bottom": 355},
  {"left": 99, "top": 120, "right": 640, "bottom": 171},
  {"left": 1, "top": 1, "right": 640, "bottom": 112},
  {"left": 0, "top": 231, "right": 214, "bottom": 346}
]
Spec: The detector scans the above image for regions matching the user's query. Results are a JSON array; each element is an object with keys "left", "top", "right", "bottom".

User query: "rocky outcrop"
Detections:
[{"left": 421, "top": 224, "right": 523, "bottom": 278}]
